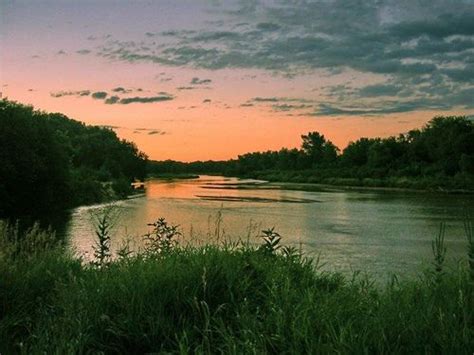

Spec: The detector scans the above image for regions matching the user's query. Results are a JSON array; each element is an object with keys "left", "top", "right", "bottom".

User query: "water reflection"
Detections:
[{"left": 65, "top": 176, "right": 474, "bottom": 279}]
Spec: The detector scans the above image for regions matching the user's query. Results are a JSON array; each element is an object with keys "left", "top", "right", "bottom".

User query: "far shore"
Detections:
[{"left": 145, "top": 173, "right": 474, "bottom": 195}]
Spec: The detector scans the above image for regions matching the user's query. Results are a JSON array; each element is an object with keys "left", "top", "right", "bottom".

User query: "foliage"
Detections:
[
  {"left": 1, "top": 221, "right": 473, "bottom": 353},
  {"left": 91, "top": 207, "right": 117, "bottom": 267},
  {"left": 0, "top": 99, "right": 148, "bottom": 218},
  {"left": 149, "top": 116, "right": 474, "bottom": 191},
  {"left": 258, "top": 227, "right": 282, "bottom": 255},
  {"left": 143, "top": 218, "right": 181, "bottom": 255}
]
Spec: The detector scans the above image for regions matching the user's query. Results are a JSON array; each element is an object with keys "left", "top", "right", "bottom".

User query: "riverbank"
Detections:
[
  {"left": 147, "top": 173, "right": 200, "bottom": 180},
  {"left": 226, "top": 171, "right": 474, "bottom": 194},
  {"left": 1, "top": 222, "right": 473, "bottom": 353},
  {"left": 145, "top": 170, "right": 474, "bottom": 194}
]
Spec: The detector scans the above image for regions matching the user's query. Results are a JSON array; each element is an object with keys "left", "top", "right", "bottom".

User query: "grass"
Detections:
[{"left": 0, "top": 220, "right": 473, "bottom": 353}]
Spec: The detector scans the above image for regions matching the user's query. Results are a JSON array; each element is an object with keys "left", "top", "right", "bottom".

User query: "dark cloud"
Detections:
[
  {"left": 105, "top": 94, "right": 174, "bottom": 105},
  {"left": 111, "top": 87, "right": 130, "bottom": 93},
  {"left": 256, "top": 22, "right": 280, "bottom": 31},
  {"left": 243, "top": 97, "right": 316, "bottom": 113},
  {"left": 177, "top": 86, "right": 197, "bottom": 90},
  {"left": 76, "top": 49, "right": 91, "bottom": 55},
  {"left": 132, "top": 127, "right": 166, "bottom": 135},
  {"left": 56, "top": 50, "right": 67, "bottom": 55},
  {"left": 148, "top": 130, "right": 166, "bottom": 135},
  {"left": 272, "top": 103, "right": 312, "bottom": 112},
  {"left": 389, "top": 13, "right": 474, "bottom": 40},
  {"left": 357, "top": 84, "right": 402, "bottom": 97},
  {"left": 203, "top": 99, "right": 212, "bottom": 103},
  {"left": 251, "top": 97, "right": 279, "bottom": 102},
  {"left": 50, "top": 90, "right": 90, "bottom": 98},
  {"left": 91, "top": 91, "right": 108, "bottom": 99},
  {"left": 98, "top": 125, "right": 120, "bottom": 129},
  {"left": 312, "top": 99, "right": 452, "bottom": 116},
  {"left": 104, "top": 95, "right": 120, "bottom": 104},
  {"left": 93, "top": 0, "right": 474, "bottom": 114},
  {"left": 250, "top": 97, "right": 313, "bottom": 103},
  {"left": 190, "top": 77, "right": 212, "bottom": 85}
]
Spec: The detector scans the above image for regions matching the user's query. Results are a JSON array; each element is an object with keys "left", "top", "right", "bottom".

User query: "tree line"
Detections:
[
  {"left": 149, "top": 116, "right": 474, "bottom": 189},
  {"left": 0, "top": 99, "right": 147, "bottom": 218}
]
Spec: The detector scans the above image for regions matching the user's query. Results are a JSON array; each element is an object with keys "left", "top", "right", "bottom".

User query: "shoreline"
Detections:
[
  {"left": 147, "top": 173, "right": 474, "bottom": 195},
  {"left": 266, "top": 181, "right": 474, "bottom": 195}
]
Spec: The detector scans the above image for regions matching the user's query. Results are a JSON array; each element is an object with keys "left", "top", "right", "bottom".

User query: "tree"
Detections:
[{"left": 301, "top": 132, "right": 338, "bottom": 167}]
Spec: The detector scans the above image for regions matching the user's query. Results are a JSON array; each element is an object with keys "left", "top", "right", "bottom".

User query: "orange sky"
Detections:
[{"left": 2, "top": 1, "right": 473, "bottom": 161}]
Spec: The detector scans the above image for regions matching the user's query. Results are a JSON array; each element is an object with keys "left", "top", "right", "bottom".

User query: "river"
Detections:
[{"left": 66, "top": 175, "right": 474, "bottom": 279}]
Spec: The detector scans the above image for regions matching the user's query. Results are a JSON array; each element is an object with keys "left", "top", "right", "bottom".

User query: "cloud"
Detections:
[
  {"left": 132, "top": 127, "right": 167, "bottom": 135},
  {"left": 148, "top": 130, "right": 166, "bottom": 135},
  {"left": 56, "top": 50, "right": 67, "bottom": 55},
  {"left": 256, "top": 22, "right": 280, "bottom": 31},
  {"left": 76, "top": 49, "right": 91, "bottom": 55},
  {"left": 91, "top": 91, "right": 108, "bottom": 99},
  {"left": 250, "top": 97, "right": 313, "bottom": 103},
  {"left": 251, "top": 97, "right": 279, "bottom": 102},
  {"left": 272, "top": 103, "right": 312, "bottom": 112},
  {"left": 177, "top": 86, "right": 197, "bottom": 90},
  {"left": 111, "top": 87, "right": 132, "bottom": 93},
  {"left": 50, "top": 90, "right": 90, "bottom": 98},
  {"left": 241, "top": 96, "right": 316, "bottom": 113},
  {"left": 389, "top": 13, "right": 474, "bottom": 40},
  {"left": 98, "top": 125, "right": 120, "bottom": 129},
  {"left": 203, "top": 99, "right": 211, "bottom": 103},
  {"left": 105, "top": 94, "right": 174, "bottom": 105},
  {"left": 357, "top": 84, "right": 402, "bottom": 97},
  {"left": 312, "top": 99, "right": 451, "bottom": 116},
  {"left": 190, "top": 77, "right": 212, "bottom": 85},
  {"left": 105, "top": 95, "right": 120, "bottom": 104},
  {"left": 93, "top": 0, "right": 474, "bottom": 114}
]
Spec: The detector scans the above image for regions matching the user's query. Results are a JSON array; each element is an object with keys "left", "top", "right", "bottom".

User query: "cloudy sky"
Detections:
[{"left": 2, "top": 0, "right": 474, "bottom": 161}]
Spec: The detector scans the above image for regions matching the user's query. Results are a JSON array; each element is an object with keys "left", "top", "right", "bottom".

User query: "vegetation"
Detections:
[
  {"left": 1, "top": 218, "right": 473, "bottom": 353},
  {"left": 149, "top": 116, "right": 474, "bottom": 191},
  {"left": 0, "top": 99, "right": 147, "bottom": 218}
]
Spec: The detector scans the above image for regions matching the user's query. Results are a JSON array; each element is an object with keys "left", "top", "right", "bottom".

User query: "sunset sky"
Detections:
[{"left": 2, "top": 0, "right": 474, "bottom": 161}]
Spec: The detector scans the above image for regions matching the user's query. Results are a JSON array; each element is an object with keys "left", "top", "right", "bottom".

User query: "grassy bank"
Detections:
[
  {"left": 237, "top": 169, "right": 474, "bottom": 193},
  {"left": 1, "top": 221, "right": 473, "bottom": 353}
]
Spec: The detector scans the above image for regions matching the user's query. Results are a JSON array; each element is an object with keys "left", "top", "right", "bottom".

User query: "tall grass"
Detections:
[{"left": 0, "top": 218, "right": 473, "bottom": 353}]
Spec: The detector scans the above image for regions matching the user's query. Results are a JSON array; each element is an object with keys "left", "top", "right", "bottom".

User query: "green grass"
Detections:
[{"left": 1, "top": 222, "right": 473, "bottom": 353}]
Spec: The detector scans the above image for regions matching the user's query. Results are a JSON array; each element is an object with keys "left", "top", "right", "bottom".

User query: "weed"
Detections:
[
  {"left": 431, "top": 222, "right": 446, "bottom": 284},
  {"left": 143, "top": 218, "right": 181, "bottom": 255},
  {"left": 91, "top": 207, "right": 116, "bottom": 267},
  {"left": 259, "top": 227, "right": 282, "bottom": 255}
]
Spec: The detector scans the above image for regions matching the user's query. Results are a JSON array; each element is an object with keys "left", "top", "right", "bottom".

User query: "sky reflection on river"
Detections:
[{"left": 67, "top": 176, "right": 474, "bottom": 279}]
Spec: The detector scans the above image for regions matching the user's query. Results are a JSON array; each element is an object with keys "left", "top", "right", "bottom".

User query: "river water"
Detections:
[{"left": 66, "top": 176, "right": 474, "bottom": 279}]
